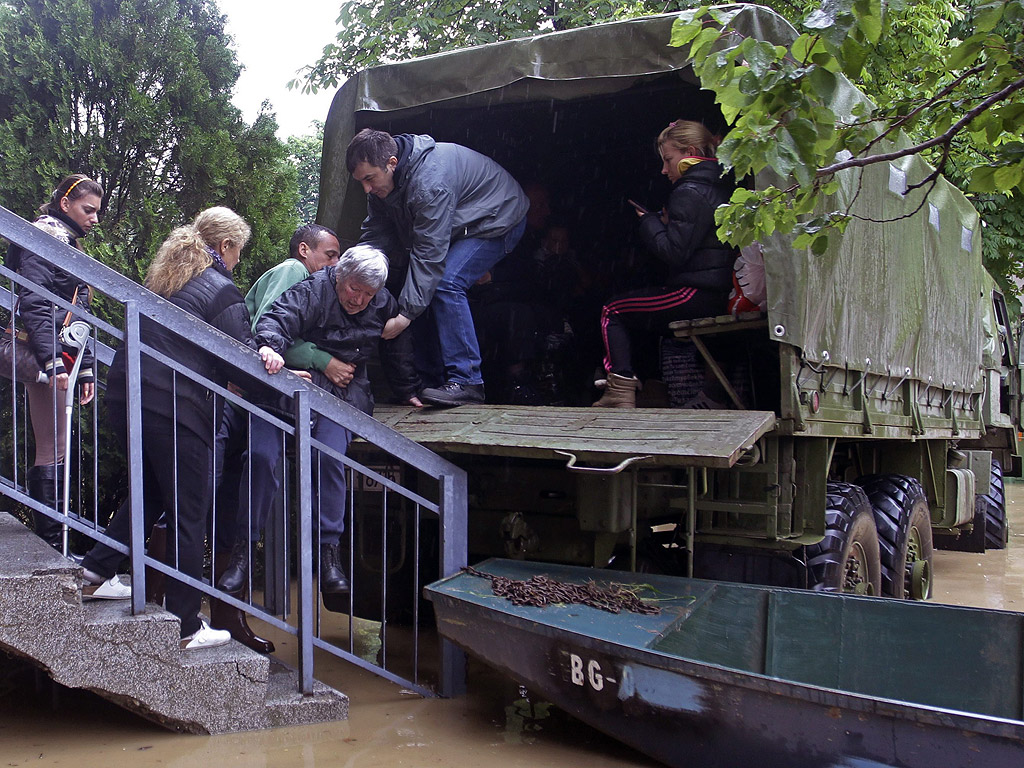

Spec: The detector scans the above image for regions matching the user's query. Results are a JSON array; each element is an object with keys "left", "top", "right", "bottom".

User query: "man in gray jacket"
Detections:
[{"left": 346, "top": 129, "right": 529, "bottom": 406}]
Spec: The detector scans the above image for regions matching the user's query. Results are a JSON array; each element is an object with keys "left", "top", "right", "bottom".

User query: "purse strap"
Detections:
[{"left": 61, "top": 285, "right": 79, "bottom": 328}]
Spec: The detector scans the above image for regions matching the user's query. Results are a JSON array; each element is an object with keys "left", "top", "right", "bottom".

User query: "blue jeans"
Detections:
[
  {"left": 213, "top": 407, "right": 284, "bottom": 550},
  {"left": 213, "top": 407, "right": 351, "bottom": 548},
  {"left": 432, "top": 217, "right": 527, "bottom": 385}
]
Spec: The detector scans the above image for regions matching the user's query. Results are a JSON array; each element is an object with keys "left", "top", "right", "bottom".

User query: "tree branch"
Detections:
[
  {"left": 818, "top": 74, "right": 1024, "bottom": 177},
  {"left": 863, "top": 64, "right": 986, "bottom": 154}
]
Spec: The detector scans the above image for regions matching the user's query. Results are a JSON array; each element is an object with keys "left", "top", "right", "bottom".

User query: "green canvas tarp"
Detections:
[{"left": 321, "top": 3, "right": 990, "bottom": 393}]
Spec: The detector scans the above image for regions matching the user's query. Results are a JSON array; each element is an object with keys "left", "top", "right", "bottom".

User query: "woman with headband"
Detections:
[
  {"left": 4, "top": 174, "right": 103, "bottom": 546},
  {"left": 594, "top": 120, "right": 737, "bottom": 408}
]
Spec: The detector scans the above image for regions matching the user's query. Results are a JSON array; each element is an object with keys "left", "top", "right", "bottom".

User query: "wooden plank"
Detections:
[{"left": 371, "top": 405, "right": 776, "bottom": 468}]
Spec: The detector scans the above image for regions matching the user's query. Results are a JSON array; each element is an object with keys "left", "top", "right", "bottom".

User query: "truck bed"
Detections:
[{"left": 371, "top": 405, "right": 775, "bottom": 469}]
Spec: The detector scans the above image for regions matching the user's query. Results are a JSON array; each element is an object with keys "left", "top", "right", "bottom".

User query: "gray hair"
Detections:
[{"left": 335, "top": 244, "right": 388, "bottom": 290}]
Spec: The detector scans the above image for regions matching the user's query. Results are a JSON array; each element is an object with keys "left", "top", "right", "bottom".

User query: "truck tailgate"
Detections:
[{"left": 371, "top": 405, "right": 775, "bottom": 469}]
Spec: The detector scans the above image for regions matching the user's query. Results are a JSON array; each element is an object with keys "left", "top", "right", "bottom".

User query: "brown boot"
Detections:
[
  {"left": 592, "top": 372, "right": 639, "bottom": 408},
  {"left": 209, "top": 597, "right": 275, "bottom": 654},
  {"left": 210, "top": 553, "right": 275, "bottom": 654}
]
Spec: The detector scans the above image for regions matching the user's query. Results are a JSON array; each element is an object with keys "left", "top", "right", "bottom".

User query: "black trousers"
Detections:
[
  {"left": 600, "top": 285, "right": 725, "bottom": 376},
  {"left": 83, "top": 409, "right": 212, "bottom": 638}
]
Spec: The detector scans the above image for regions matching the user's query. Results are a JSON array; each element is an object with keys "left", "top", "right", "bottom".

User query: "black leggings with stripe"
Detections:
[{"left": 600, "top": 285, "right": 726, "bottom": 376}]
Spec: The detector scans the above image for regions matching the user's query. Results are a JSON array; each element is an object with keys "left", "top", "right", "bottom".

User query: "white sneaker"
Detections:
[
  {"left": 181, "top": 620, "right": 231, "bottom": 650},
  {"left": 82, "top": 573, "right": 132, "bottom": 600}
]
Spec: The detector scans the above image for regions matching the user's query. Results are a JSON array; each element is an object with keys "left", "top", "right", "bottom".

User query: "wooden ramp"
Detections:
[{"left": 371, "top": 405, "right": 775, "bottom": 468}]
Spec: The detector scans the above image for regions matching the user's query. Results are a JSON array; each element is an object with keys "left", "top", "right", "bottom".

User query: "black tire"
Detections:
[
  {"left": 983, "top": 459, "right": 1009, "bottom": 550},
  {"left": 804, "top": 483, "right": 882, "bottom": 596},
  {"left": 857, "top": 474, "right": 934, "bottom": 599}
]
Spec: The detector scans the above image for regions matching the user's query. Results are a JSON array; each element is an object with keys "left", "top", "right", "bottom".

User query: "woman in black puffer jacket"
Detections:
[
  {"left": 594, "top": 120, "right": 736, "bottom": 408},
  {"left": 81, "top": 207, "right": 278, "bottom": 650},
  {"left": 3, "top": 174, "right": 103, "bottom": 547}
]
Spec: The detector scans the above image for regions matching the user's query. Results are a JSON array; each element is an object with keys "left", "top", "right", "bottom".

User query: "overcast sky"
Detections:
[{"left": 216, "top": 0, "right": 343, "bottom": 138}]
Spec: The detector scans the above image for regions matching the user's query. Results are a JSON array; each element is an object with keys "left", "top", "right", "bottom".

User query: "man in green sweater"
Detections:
[
  {"left": 243, "top": 224, "right": 352, "bottom": 385},
  {"left": 209, "top": 224, "right": 341, "bottom": 652}
]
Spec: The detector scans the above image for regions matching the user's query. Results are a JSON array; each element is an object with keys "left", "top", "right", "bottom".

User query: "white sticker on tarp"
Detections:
[
  {"left": 929, "top": 203, "right": 940, "bottom": 232},
  {"left": 961, "top": 225, "right": 974, "bottom": 252},
  {"left": 889, "top": 165, "right": 907, "bottom": 195}
]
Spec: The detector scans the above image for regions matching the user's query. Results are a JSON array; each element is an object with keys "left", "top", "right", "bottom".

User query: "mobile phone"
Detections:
[{"left": 627, "top": 199, "right": 649, "bottom": 214}]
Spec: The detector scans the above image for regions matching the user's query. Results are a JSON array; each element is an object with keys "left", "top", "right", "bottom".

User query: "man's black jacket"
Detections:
[{"left": 254, "top": 266, "right": 419, "bottom": 415}]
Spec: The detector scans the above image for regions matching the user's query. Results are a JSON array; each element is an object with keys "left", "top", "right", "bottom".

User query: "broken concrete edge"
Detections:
[{"left": 0, "top": 510, "right": 349, "bottom": 733}]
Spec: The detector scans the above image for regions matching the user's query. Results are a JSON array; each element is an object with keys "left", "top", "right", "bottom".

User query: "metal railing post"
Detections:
[
  {"left": 438, "top": 469, "right": 468, "bottom": 696},
  {"left": 125, "top": 302, "right": 147, "bottom": 616},
  {"left": 294, "top": 389, "right": 314, "bottom": 695}
]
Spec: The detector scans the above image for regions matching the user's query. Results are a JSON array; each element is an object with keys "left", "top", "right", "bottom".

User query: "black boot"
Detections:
[
  {"left": 216, "top": 538, "right": 250, "bottom": 594},
  {"left": 319, "top": 542, "right": 350, "bottom": 595},
  {"left": 210, "top": 550, "right": 275, "bottom": 654},
  {"left": 27, "top": 464, "right": 62, "bottom": 551}
]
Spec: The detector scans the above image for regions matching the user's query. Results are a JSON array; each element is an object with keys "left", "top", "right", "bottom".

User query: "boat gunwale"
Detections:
[{"left": 426, "top": 562, "right": 1024, "bottom": 742}]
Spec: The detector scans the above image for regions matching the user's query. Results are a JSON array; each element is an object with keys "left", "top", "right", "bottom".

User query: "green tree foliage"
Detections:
[
  {"left": 286, "top": 121, "right": 325, "bottom": 226},
  {"left": 0, "top": 0, "right": 298, "bottom": 295},
  {"left": 670, "top": 2, "right": 1024, "bottom": 279},
  {"left": 293, "top": 0, "right": 690, "bottom": 90}
]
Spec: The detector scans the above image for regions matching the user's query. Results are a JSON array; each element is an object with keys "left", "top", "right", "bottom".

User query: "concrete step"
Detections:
[
  {"left": 263, "top": 664, "right": 352, "bottom": 727},
  {"left": 0, "top": 511, "right": 348, "bottom": 733}
]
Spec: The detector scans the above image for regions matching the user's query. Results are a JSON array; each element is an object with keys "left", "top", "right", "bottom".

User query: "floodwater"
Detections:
[{"left": 3, "top": 482, "right": 1023, "bottom": 767}]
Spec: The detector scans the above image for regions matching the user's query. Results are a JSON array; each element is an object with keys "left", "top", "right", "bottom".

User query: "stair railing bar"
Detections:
[
  {"left": 2, "top": 278, "right": 23, "bottom": 493},
  {"left": 294, "top": 388, "right": 315, "bottom": 695},
  {"left": 311, "top": 636, "right": 438, "bottom": 697},
  {"left": 439, "top": 469, "right": 469, "bottom": 697},
  {"left": 380, "top": 483, "right": 389, "bottom": 672},
  {"left": 125, "top": 301, "right": 148, "bottom": 617},
  {"left": 413, "top": 500, "right": 421, "bottom": 684}
]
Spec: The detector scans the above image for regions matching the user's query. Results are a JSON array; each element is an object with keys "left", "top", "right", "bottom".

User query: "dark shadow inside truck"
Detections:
[{"left": 353, "top": 73, "right": 777, "bottom": 411}]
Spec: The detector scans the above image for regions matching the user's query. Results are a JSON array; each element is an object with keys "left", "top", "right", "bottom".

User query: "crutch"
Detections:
[{"left": 57, "top": 320, "right": 92, "bottom": 556}]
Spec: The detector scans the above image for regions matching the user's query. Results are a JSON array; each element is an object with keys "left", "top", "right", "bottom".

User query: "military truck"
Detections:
[{"left": 319, "top": 4, "right": 1020, "bottom": 600}]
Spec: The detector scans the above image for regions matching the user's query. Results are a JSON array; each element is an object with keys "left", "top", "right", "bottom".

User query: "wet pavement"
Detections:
[
  {"left": 2, "top": 482, "right": 1021, "bottom": 767},
  {"left": 931, "top": 479, "right": 1024, "bottom": 611}
]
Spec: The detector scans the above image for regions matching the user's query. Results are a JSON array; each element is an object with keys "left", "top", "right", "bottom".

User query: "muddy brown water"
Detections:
[{"left": 3, "top": 483, "right": 1022, "bottom": 767}]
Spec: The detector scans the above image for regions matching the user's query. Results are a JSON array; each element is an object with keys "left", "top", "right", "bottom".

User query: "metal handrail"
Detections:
[{"left": 0, "top": 204, "right": 467, "bottom": 697}]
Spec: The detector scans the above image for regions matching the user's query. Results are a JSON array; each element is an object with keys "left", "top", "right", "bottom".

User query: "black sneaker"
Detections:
[{"left": 420, "top": 381, "right": 485, "bottom": 406}]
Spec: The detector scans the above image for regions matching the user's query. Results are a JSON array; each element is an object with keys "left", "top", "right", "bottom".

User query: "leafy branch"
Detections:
[{"left": 673, "top": 1, "right": 1024, "bottom": 254}]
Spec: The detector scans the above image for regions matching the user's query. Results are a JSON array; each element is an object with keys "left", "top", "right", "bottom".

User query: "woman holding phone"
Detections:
[{"left": 594, "top": 120, "right": 736, "bottom": 408}]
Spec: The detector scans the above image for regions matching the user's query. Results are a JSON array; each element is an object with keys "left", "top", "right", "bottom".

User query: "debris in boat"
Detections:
[{"left": 463, "top": 566, "right": 661, "bottom": 615}]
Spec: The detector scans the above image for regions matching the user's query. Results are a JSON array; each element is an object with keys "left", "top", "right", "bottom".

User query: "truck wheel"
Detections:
[
  {"left": 804, "top": 483, "right": 882, "bottom": 596},
  {"left": 857, "top": 475, "right": 933, "bottom": 599},
  {"left": 983, "top": 459, "right": 1009, "bottom": 550}
]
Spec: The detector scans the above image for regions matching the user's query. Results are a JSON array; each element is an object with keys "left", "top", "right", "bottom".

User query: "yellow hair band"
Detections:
[{"left": 61, "top": 177, "right": 89, "bottom": 202}]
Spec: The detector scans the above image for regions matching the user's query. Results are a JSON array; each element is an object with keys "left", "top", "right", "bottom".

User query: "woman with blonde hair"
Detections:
[
  {"left": 80, "top": 206, "right": 277, "bottom": 650},
  {"left": 594, "top": 120, "right": 737, "bottom": 408}
]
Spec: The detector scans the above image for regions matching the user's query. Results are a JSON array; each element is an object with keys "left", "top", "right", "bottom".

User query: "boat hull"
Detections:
[{"left": 426, "top": 560, "right": 1024, "bottom": 768}]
